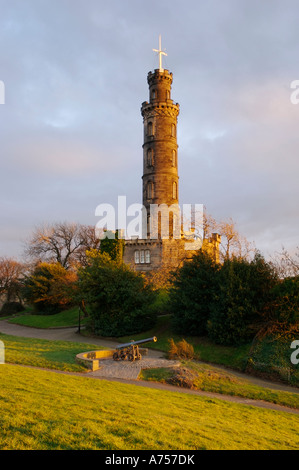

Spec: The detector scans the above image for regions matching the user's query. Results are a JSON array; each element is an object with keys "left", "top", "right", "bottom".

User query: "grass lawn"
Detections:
[
  {"left": 0, "top": 364, "right": 298, "bottom": 450},
  {"left": 7, "top": 306, "right": 82, "bottom": 328},
  {"left": 0, "top": 333, "right": 102, "bottom": 372},
  {"left": 140, "top": 361, "right": 299, "bottom": 410},
  {"left": 5, "top": 309, "right": 298, "bottom": 392},
  {"left": 0, "top": 331, "right": 298, "bottom": 411}
]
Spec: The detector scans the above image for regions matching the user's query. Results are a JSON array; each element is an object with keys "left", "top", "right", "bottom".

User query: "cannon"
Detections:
[{"left": 113, "top": 336, "right": 157, "bottom": 362}]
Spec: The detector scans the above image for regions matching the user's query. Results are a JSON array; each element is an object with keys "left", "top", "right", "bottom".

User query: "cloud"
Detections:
[{"left": 0, "top": 0, "right": 299, "bottom": 260}]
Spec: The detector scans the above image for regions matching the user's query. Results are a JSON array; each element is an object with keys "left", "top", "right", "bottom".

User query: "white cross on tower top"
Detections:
[{"left": 153, "top": 35, "right": 167, "bottom": 72}]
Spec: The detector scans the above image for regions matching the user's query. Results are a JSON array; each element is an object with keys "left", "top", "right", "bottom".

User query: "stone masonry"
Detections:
[{"left": 123, "top": 61, "right": 220, "bottom": 272}]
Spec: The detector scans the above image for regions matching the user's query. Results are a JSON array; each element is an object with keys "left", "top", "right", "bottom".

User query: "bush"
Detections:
[
  {"left": 22, "top": 263, "right": 76, "bottom": 314},
  {"left": 247, "top": 332, "right": 299, "bottom": 386},
  {"left": 207, "top": 254, "right": 277, "bottom": 345},
  {"left": 168, "top": 339, "right": 195, "bottom": 360},
  {"left": 267, "top": 276, "right": 299, "bottom": 326},
  {"left": 166, "top": 367, "right": 198, "bottom": 389},
  {"left": 169, "top": 250, "right": 277, "bottom": 346},
  {"left": 0, "top": 301, "right": 24, "bottom": 316},
  {"left": 169, "top": 250, "right": 220, "bottom": 336},
  {"left": 76, "top": 250, "right": 157, "bottom": 337},
  {"left": 99, "top": 229, "right": 125, "bottom": 262}
]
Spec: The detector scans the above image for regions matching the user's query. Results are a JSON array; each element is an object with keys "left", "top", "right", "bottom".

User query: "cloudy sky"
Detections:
[{"left": 1, "top": 0, "right": 299, "bottom": 261}]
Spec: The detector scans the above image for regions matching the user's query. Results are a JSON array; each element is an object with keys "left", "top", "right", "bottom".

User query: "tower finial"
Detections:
[{"left": 153, "top": 35, "right": 167, "bottom": 72}]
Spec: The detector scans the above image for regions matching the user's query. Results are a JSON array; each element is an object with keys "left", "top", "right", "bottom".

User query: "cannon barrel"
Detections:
[{"left": 116, "top": 336, "right": 157, "bottom": 350}]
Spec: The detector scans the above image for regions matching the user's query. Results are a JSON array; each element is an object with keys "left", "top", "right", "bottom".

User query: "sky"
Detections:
[{"left": 1, "top": 0, "right": 299, "bottom": 262}]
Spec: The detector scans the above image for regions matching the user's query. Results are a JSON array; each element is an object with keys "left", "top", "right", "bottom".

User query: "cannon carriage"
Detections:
[{"left": 113, "top": 336, "right": 157, "bottom": 362}]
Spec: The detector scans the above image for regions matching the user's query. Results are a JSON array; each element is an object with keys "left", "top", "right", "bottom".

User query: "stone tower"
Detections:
[
  {"left": 123, "top": 39, "right": 220, "bottom": 272},
  {"left": 141, "top": 68, "right": 180, "bottom": 237}
]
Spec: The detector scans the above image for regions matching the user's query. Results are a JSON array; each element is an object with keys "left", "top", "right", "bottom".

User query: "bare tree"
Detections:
[
  {"left": 0, "top": 257, "right": 25, "bottom": 303},
  {"left": 217, "top": 217, "right": 255, "bottom": 261},
  {"left": 24, "top": 222, "right": 101, "bottom": 269},
  {"left": 273, "top": 246, "right": 299, "bottom": 278},
  {"left": 203, "top": 210, "right": 255, "bottom": 261}
]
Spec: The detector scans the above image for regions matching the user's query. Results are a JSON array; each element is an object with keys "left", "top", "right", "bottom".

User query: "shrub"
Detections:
[
  {"left": 169, "top": 250, "right": 220, "bottom": 335},
  {"left": 76, "top": 250, "right": 157, "bottom": 337},
  {"left": 267, "top": 276, "right": 299, "bottom": 326},
  {"left": 247, "top": 332, "right": 299, "bottom": 386},
  {"left": 207, "top": 253, "right": 277, "bottom": 345},
  {"left": 99, "top": 229, "right": 125, "bottom": 262},
  {"left": 166, "top": 367, "right": 198, "bottom": 389},
  {"left": 168, "top": 338, "right": 195, "bottom": 360},
  {"left": 0, "top": 301, "right": 24, "bottom": 316},
  {"left": 22, "top": 263, "right": 76, "bottom": 314}
]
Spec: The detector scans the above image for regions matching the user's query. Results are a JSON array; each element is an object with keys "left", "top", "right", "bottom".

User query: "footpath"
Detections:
[{"left": 1, "top": 319, "right": 299, "bottom": 416}]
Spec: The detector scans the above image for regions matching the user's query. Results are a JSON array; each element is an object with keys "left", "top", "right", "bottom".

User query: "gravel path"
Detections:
[
  {"left": 0, "top": 320, "right": 122, "bottom": 349},
  {"left": 90, "top": 357, "right": 180, "bottom": 380}
]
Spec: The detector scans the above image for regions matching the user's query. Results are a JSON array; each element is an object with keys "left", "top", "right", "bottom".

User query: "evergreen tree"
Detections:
[
  {"left": 99, "top": 230, "right": 125, "bottom": 263},
  {"left": 207, "top": 253, "right": 276, "bottom": 345},
  {"left": 170, "top": 250, "right": 220, "bottom": 335},
  {"left": 76, "top": 250, "right": 156, "bottom": 336},
  {"left": 22, "top": 262, "right": 76, "bottom": 314}
]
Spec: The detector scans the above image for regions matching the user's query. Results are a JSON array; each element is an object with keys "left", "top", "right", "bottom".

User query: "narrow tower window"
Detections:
[
  {"left": 171, "top": 123, "right": 176, "bottom": 137},
  {"left": 172, "top": 182, "right": 177, "bottom": 200},
  {"left": 147, "top": 121, "right": 153, "bottom": 136},
  {"left": 147, "top": 181, "right": 154, "bottom": 199},
  {"left": 147, "top": 148, "right": 154, "bottom": 166},
  {"left": 172, "top": 150, "right": 176, "bottom": 167}
]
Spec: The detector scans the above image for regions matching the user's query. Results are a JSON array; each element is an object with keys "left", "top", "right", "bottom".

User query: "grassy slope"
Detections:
[
  {"left": 7, "top": 306, "right": 81, "bottom": 328},
  {"left": 1, "top": 364, "right": 299, "bottom": 450},
  {"left": 4, "top": 309, "right": 299, "bottom": 406},
  {"left": 0, "top": 333, "right": 102, "bottom": 372},
  {"left": 0, "top": 330, "right": 298, "bottom": 411},
  {"left": 8, "top": 310, "right": 249, "bottom": 370},
  {"left": 140, "top": 363, "right": 299, "bottom": 410}
]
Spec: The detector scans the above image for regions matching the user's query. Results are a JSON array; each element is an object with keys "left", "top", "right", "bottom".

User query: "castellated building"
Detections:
[{"left": 123, "top": 60, "right": 220, "bottom": 272}]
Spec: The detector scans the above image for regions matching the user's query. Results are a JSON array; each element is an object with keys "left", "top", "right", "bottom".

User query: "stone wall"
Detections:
[{"left": 123, "top": 235, "right": 221, "bottom": 273}]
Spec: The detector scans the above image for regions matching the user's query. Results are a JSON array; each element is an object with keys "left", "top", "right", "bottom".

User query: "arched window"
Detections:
[
  {"left": 166, "top": 90, "right": 170, "bottom": 100},
  {"left": 172, "top": 150, "right": 176, "bottom": 167},
  {"left": 172, "top": 182, "right": 177, "bottom": 200},
  {"left": 171, "top": 123, "right": 176, "bottom": 137},
  {"left": 151, "top": 89, "right": 156, "bottom": 99},
  {"left": 134, "top": 250, "right": 140, "bottom": 264},
  {"left": 147, "top": 121, "right": 153, "bottom": 136}
]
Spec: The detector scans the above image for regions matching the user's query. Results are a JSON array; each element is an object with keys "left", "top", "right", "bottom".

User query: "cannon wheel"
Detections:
[
  {"left": 113, "top": 351, "right": 120, "bottom": 361},
  {"left": 128, "top": 353, "right": 135, "bottom": 362},
  {"left": 120, "top": 350, "right": 127, "bottom": 360}
]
